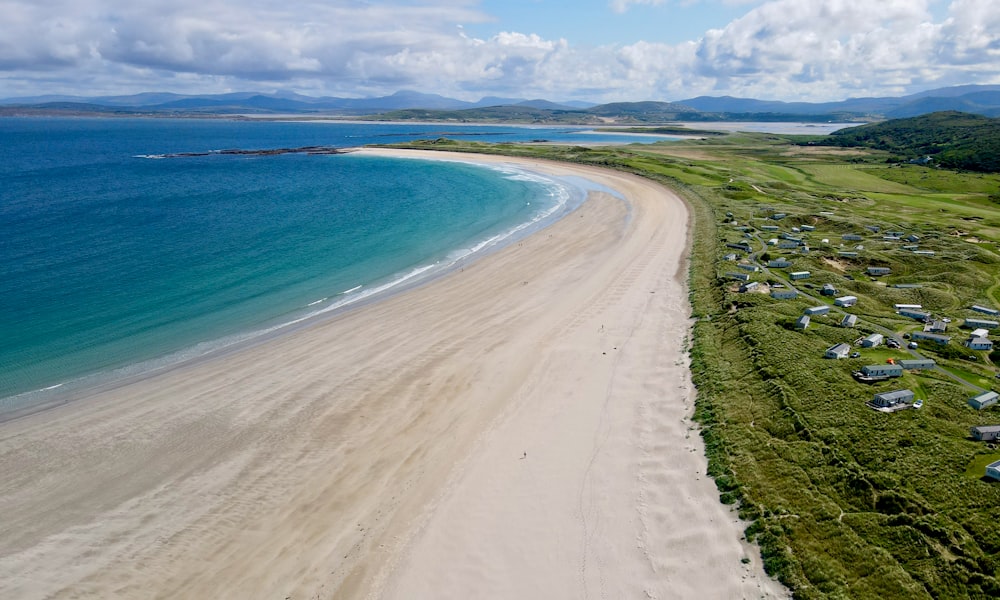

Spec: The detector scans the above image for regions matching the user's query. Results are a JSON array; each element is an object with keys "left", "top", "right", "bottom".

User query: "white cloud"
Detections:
[{"left": 1, "top": 0, "right": 1000, "bottom": 102}]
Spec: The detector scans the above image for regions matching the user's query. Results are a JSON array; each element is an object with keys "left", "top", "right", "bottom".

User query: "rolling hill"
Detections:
[{"left": 817, "top": 111, "right": 1000, "bottom": 172}]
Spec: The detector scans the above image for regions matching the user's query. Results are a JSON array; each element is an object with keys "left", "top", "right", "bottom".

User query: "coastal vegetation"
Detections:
[
  {"left": 816, "top": 111, "right": 1000, "bottom": 173},
  {"left": 382, "top": 133, "right": 1000, "bottom": 598}
]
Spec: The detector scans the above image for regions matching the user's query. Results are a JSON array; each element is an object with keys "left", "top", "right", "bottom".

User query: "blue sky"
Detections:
[
  {"left": 0, "top": 0, "right": 996, "bottom": 102},
  {"left": 465, "top": 1, "right": 756, "bottom": 46}
]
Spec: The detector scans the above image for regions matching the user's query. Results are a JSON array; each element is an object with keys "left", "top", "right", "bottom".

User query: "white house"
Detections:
[
  {"left": 834, "top": 295, "right": 858, "bottom": 307},
  {"left": 966, "top": 337, "right": 994, "bottom": 351},
  {"left": 971, "top": 425, "right": 1000, "bottom": 441},
  {"left": 964, "top": 318, "right": 1000, "bottom": 330},
  {"left": 987, "top": 460, "right": 1000, "bottom": 481},
  {"left": 841, "top": 314, "right": 858, "bottom": 328},
  {"left": 861, "top": 333, "right": 884, "bottom": 348},
  {"left": 969, "top": 391, "right": 1000, "bottom": 410},
  {"left": 789, "top": 271, "right": 811, "bottom": 280},
  {"left": 805, "top": 305, "right": 830, "bottom": 316},
  {"left": 871, "top": 389, "right": 915, "bottom": 409},
  {"left": 824, "top": 343, "right": 851, "bottom": 359}
]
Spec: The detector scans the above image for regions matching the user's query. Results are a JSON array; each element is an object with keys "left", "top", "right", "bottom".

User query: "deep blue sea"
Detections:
[{"left": 0, "top": 118, "right": 677, "bottom": 410}]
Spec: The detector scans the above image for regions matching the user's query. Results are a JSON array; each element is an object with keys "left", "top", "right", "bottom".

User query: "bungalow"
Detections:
[
  {"left": 843, "top": 234, "right": 864, "bottom": 241},
  {"left": 768, "top": 259, "right": 792, "bottom": 268},
  {"left": 925, "top": 320, "right": 948, "bottom": 333},
  {"left": 767, "top": 238, "right": 779, "bottom": 246},
  {"left": 871, "top": 389, "right": 915, "bottom": 409},
  {"left": 971, "top": 328, "right": 990, "bottom": 339},
  {"left": 883, "top": 235, "right": 901, "bottom": 241},
  {"left": 905, "top": 234, "right": 920, "bottom": 243},
  {"left": 886, "top": 231, "right": 905, "bottom": 237},
  {"left": 821, "top": 283, "right": 838, "bottom": 296},
  {"left": 971, "top": 305, "right": 1000, "bottom": 317},
  {"left": 760, "top": 224, "right": 779, "bottom": 231},
  {"left": 727, "top": 272, "right": 751, "bottom": 282},
  {"left": 902, "top": 245, "right": 919, "bottom": 251},
  {"left": 966, "top": 336, "right": 993, "bottom": 351},
  {"left": 723, "top": 253, "right": 738, "bottom": 261},
  {"left": 986, "top": 460, "right": 1000, "bottom": 481},
  {"left": 781, "top": 233, "right": 801, "bottom": 241},
  {"left": 737, "top": 263, "right": 759, "bottom": 272},
  {"left": 841, "top": 314, "right": 858, "bottom": 328},
  {"left": 860, "top": 364, "right": 904, "bottom": 378},
  {"left": 771, "top": 213, "right": 787, "bottom": 220},
  {"left": 969, "top": 391, "right": 1000, "bottom": 411},
  {"left": 899, "top": 308, "right": 931, "bottom": 321},
  {"left": 739, "top": 281, "right": 760, "bottom": 293},
  {"left": 824, "top": 343, "right": 852, "bottom": 359},
  {"left": 772, "top": 290, "right": 798, "bottom": 300},
  {"left": 964, "top": 318, "right": 1000, "bottom": 330},
  {"left": 894, "top": 284, "right": 922, "bottom": 289},
  {"left": 913, "top": 250, "right": 936, "bottom": 256},
  {"left": 805, "top": 305, "right": 831, "bottom": 316},
  {"left": 894, "top": 304, "right": 923, "bottom": 310},
  {"left": 867, "top": 266, "right": 891, "bottom": 276},
  {"left": 971, "top": 425, "right": 1000, "bottom": 442},
  {"left": 834, "top": 295, "right": 858, "bottom": 307},
  {"left": 861, "top": 333, "right": 884, "bottom": 348},
  {"left": 801, "top": 225, "right": 816, "bottom": 232},
  {"left": 899, "top": 359, "right": 936, "bottom": 370},
  {"left": 727, "top": 242, "right": 752, "bottom": 253},
  {"left": 838, "top": 251, "right": 859, "bottom": 258},
  {"left": 789, "top": 271, "right": 811, "bottom": 280},
  {"left": 778, "top": 241, "right": 799, "bottom": 249},
  {"left": 866, "top": 225, "right": 881, "bottom": 233},
  {"left": 791, "top": 227, "right": 801, "bottom": 233},
  {"left": 911, "top": 332, "right": 951, "bottom": 345},
  {"left": 796, "top": 315, "right": 810, "bottom": 330}
]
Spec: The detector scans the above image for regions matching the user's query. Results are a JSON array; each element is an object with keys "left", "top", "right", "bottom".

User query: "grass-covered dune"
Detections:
[
  {"left": 816, "top": 111, "right": 1000, "bottom": 173},
  {"left": 381, "top": 134, "right": 1000, "bottom": 599}
]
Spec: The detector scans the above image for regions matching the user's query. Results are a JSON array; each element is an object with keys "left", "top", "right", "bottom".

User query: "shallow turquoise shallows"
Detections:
[{"left": 2, "top": 118, "right": 641, "bottom": 404}]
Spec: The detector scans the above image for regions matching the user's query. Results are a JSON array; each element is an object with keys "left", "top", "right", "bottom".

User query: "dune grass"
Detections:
[{"left": 384, "top": 134, "right": 1000, "bottom": 599}]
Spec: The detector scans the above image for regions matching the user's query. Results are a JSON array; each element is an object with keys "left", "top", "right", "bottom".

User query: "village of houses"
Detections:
[{"left": 721, "top": 208, "right": 1000, "bottom": 481}]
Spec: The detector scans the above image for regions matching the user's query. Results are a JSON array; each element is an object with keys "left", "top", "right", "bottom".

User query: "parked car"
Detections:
[
  {"left": 850, "top": 352, "right": 861, "bottom": 358},
  {"left": 908, "top": 341, "right": 918, "bottom": 349},
  {"left": 887, "top": 340, "right": 900, "bottom": 349}
]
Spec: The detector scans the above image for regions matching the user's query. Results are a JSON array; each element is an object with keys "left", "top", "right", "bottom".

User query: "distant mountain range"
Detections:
[
  {"left": 3, "top": 85, "right": 1000, "bottom": 122},
  {"left": 0, "top": 90, "right": 596, "bottom": 116},
  {"left": 678, "top": 85, "right": 1000, "bottom": 119}
]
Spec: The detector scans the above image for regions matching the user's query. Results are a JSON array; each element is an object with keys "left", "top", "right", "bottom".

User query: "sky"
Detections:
[{"left": 1, "top": 0, "right": 998, "bottom": 103}]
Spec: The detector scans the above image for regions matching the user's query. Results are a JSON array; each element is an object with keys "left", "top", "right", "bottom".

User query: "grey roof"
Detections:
[
  {"left": 875, "top": 389, "right": 914, "bottom": 401},
  {"left": 972, "top": 425, "right": 1000, "bottom": 434}
]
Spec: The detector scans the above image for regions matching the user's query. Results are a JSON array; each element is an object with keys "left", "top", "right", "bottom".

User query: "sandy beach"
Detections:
[{"left": 0, "top": 150, "right": 786, "bottom": 599}]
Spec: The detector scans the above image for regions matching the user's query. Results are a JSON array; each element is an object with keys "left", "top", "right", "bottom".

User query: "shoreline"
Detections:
[
  {"left": 0, "top": 150, "right": 787, "bottom": 599},
  {"left": 0, "top": 152, "right": 589, "bottom": 423}
]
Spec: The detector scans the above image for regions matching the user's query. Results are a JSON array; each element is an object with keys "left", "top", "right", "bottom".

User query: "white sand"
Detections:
[{"left": 0, "top": 150, "right": 787, "bottom": 599}]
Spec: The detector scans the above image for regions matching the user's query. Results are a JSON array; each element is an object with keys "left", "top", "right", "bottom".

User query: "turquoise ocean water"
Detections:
[{"left": 0, "top": 118, "right": 671, "bottom": 412}]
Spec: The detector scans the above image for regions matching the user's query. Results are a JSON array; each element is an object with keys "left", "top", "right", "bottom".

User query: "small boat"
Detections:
[{"left": 913, "top": 399, "right": 924, "bottom": 409}]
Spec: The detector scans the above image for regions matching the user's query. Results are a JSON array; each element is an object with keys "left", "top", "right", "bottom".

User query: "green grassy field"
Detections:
[{"left": 383, "top": 134, "right": 1000, "bottom": 599}]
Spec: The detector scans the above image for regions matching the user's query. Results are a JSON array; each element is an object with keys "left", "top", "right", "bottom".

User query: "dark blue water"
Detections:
[{"left": 0, "top": 118, "right": 667, "bottom": 407}]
